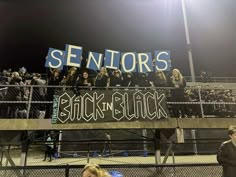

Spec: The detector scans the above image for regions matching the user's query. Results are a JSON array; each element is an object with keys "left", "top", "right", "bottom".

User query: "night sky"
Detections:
[{"left": 0, "top": 0, "right": 236, "bottom": 76}]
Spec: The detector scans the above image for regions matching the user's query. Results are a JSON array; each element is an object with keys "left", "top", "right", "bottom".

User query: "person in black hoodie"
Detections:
[
  {"left": 122, "top": 72, "right": 135, "bottom": 88},
  {"left": 137, "top": 73, "right": 152, "bottom": 88},
  {"left": 109, "top": 69, "right": 123, "bottom": 87},
  {"left": 217, "top": 126, "right": 236, "bottom": 177}
]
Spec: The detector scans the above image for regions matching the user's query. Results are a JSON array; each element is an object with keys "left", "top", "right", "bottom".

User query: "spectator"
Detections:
[
  {"left": 137, "top": 73, "right": 151, "bottom": 88},
  {"left": 75, "top": 70, "right": 94, "bottom": 95},
  {"left": 109, "top": 69, "right": 123, "bottom": 87},
  {"left": 45, "top": 69, "right": 61, "bottom": 118},
  {"left": 184, "top": 89, "right": 201, "bottom": 118},
  {"left": 94, "top": 67, "right": 110, "bottom": 88},
  {"left": 122, "top": 72, "right": 135, "bottom": 87},
  {"left": 216, "top": 89, "right": 227, "bottom": 117},
  {"left": 204, "top": 89, "right": 216, "bottom": 115},
  {"left": 200, "top": 70, "right": 212, "bottom": 83},
  {"left": 30, "top": 73, "right": 46, "bottom": 118},
  {"left": 224, "top": 90, "right": 236, "bottom": 117},
  {"left": 217, "top": 125, "right": 236, "bottom": 177},
  {"left": 76, "top": 70, "right": 94, "bottom": 87},
  {"left": 4, "top": 72, "right": 25, "bottom": 118},
  {"left": 150, "top": 70, "right": 167, "bottom": 87},
  {"left": 169, "top": 68, "right": 187, "bottom": 118},
  {"left": 18, "top": 67, "right": 27, "bottom": 82},
  {"left": 81, "top": 163, "right": 111, "bottom": 177},
  {"left": 0, "top": 70, "right": 10, "bottom": 84},
  {"left": 62, "top": 67, "right": 78, "bottom": 90},
  {"left": 17, "top": 78, "right": 28, "bottom": 118},
  {"left": 0, "top": 70, "right": 9, "bottom": 117}
]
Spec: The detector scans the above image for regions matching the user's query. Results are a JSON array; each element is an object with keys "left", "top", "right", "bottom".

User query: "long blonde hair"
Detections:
[
  {"left": 172, "top": 68, "right": 183, "bottom": 79},
  {"left": 171, "top": 68, "right": 184, "bottom": 86},
  {"left": 81, "top": 163, "right": 111, "bottom": 177}
]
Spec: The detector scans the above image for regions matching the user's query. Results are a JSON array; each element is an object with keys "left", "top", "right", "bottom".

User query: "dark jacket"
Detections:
[
  {"left": 110, "top": 76, "right": 123, "bottom": 87},
  {"left": 169, "top": 77, "right": 186, "bottom": 101},
  {"left": 5, "top": 77, "right": 23, "bottom": 101},
  {"left": 217, "top": 140, "right": 236, "bottom": 177},
  {"left": 94, "top": 75, "right": 109, "bottom": 88}
]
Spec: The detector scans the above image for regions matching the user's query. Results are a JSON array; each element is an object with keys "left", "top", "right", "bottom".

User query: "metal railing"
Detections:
[
  {"left": 0, "top": 135, "right": 224, "bottom": 176},
  {"left": 185, "top": 76, "right": 236, "bottom": 83},
  {"left": 0, "top": 84, "right": 235, "bottom": 119},
  {"left": 0, "top": 138, "right": 223, "bottom": 165}
]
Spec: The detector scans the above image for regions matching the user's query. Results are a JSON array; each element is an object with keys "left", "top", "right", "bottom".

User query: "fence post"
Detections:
[
  {"left": 65, "top": 164, "right": 70, "bottom": 177},
  {"left": 198, "top": 86, "right": 205, "bottom": 118},
  {"left": 142, "top": 129, "right": 147, "bottom": 156},
  {"left": 57, "top": 130, "right": 63, "bottom": 158},
  {"left": 20, "top": 131, "right": 29, "bottom": 168},
  {"left": 191, "top": 129, "right": 198, "bottom": 155},
  {"left": 0, "top": 146, "right": 3, "bottom": 166},
  {"left": 26, "top": 85, "right": 33, "bottom": 119},
  {"left": 87, "top": 143, "right": 90, "bottom": 163},
  {"left": 5, "top": 145, "right": 10, "bottom": 166},
  {"left": 154, "top": 130, "right": 161, "bottom": 164}
]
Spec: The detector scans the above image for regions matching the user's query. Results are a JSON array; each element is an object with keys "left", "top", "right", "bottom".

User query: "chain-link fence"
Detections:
[
  {"left": 0, "top": 84, "right": 235, "bottom": 119},
  {"left": 0, "top": 83, "right": 233, "bottom": 177},
  {"left": 0, "top": 164, "right": 222, "bottom": 177},
  {"left": 1, "top": 139, "right": 222, "bottom": 167}
]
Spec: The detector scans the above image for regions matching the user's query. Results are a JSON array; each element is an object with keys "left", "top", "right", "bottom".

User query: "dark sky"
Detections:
[{"left": 0, "top": 0, "right": 235, "bottom": 76}]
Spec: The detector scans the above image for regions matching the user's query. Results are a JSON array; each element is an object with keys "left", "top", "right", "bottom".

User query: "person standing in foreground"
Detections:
[{"left": 217, "top": 126, "right": 236, "bottom": 177}]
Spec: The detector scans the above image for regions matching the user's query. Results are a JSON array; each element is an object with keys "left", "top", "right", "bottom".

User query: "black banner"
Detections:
[{"left": 52, "top": 89, "right": 168, "bottom": 124}]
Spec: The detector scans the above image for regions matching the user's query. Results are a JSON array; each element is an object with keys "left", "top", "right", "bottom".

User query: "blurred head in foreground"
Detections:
[{"left": 81, "top": 163, "right": 111, "bottom": 177}]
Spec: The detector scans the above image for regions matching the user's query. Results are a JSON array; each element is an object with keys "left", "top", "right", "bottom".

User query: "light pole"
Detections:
[
  {"left": 181, "top": 0, "right": 196, "bottom": 82},
  {"left": 181, "top": 0, "right": 198, "bottom": 155}
]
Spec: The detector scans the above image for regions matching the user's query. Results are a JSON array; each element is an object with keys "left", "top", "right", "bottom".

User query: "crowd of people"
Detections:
[
  {"left": 0, "top": 66, "right": 235, "bottom": 119},
  {"left": 181, "top": 85, "right": 236, "bottom": 118}
]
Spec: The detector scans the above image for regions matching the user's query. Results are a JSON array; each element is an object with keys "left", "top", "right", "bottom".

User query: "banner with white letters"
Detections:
[{"left": 51, "top": 89, "right": 169, "bottom": 124}]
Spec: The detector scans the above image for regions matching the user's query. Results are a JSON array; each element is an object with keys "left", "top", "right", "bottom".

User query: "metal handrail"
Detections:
[{"left": 0, "top": 84, "right": 235, "bottom": 119}]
